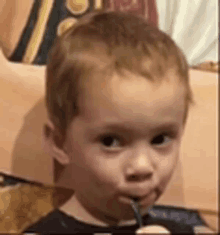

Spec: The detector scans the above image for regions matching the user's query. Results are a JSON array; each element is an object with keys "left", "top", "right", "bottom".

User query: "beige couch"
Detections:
[{"left": 0, "top": 67, "right": 218, "bottom": 231}]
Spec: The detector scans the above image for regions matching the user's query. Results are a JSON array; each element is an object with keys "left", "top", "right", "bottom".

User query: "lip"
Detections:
[
  {"left": 119, "top": 192, "right": 152, "bottom": 206},
  {"left": 120, "top": 188, "right": 153, "bottom": 200}
]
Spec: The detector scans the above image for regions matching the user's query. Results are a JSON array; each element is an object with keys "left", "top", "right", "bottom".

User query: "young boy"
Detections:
[{"left": 25, "top": 10, "right": 194, "bottom": 234}]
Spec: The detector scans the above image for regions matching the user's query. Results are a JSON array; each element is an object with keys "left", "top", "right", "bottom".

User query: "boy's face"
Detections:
[{"left": 64, "top": 70, "right": 186, "bottom": 223}]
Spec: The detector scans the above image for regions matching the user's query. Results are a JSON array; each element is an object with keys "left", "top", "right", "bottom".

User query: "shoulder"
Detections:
[
  {"left": 24, "top": 209, "right": 67, "bottom": 234},
  {"left": 144, "top": 206, "right": 200, "bottom": 234},
  {"left": 146, "top": 218, "right": 195, "bottom": 234},
  {"left": 146, "top": 205, "right": 215, "bottom": 234},
  {"left": 24, "top": 209, "right": 89, "bottom": 234}
]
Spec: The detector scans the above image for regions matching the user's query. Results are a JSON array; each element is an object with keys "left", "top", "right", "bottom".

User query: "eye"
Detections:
[
  {"left": 100, "top": 135, "right": 121, "bottom": 149},
  {"left": 151, "top": 134, "right": 172, "bottom": 146}
]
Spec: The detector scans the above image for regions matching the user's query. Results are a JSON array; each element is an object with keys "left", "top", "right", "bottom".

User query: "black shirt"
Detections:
[{"left": 24, "top": 208, "right": 195, "bottom": 234}]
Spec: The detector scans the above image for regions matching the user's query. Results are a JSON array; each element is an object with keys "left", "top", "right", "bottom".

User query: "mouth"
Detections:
[
  {"left": 132, "top": 196, "right": 146, "bottom": 202},
  {"left": 118, "top": 192, "right": 152, "bottom": 207}
]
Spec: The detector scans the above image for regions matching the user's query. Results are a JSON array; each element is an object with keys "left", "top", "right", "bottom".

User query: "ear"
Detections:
[{"left": 42, "top": 120, "right": 70, "bottom": 165}]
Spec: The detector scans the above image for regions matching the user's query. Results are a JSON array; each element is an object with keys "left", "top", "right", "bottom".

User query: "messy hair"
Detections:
[{"left": 46, "top": 10, "right": 194, "bottom": 142}]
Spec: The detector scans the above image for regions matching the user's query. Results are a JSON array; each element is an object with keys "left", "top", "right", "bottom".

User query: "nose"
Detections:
[{"left": 125, "top": 146, "right": 154, "bottom": 182}]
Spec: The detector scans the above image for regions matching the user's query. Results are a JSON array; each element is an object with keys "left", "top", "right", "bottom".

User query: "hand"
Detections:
[{"left": 136, "top": 225, "right": 170, "bottom": 234}]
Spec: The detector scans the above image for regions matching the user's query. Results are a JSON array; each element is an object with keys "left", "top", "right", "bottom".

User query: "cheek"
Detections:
[
  {"left": 90, "top": 158, "right": 122, "bottom": 188},
  {"left": 69, "top": 143, "right": 120, "bottom": 189},
  {"left": 156, "top": 152, "right": 179, "bottom": 192}
]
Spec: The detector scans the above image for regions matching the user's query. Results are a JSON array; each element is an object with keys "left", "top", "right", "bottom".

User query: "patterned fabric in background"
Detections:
[{"left": 9, "top": 0, "right": 158, "bottom": 65}]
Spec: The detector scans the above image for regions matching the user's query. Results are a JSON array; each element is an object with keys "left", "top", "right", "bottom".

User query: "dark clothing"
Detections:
[{"left": 24, "top": 205, "right": 207, "bottom": 234}]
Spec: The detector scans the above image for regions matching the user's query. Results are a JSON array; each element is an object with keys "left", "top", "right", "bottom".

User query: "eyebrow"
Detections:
[
  {"left": 148, "top": 122, "right": 180, "bottom": 133},
  {"left": 88, "top": 122, "right": 180, "bottom": 135}
]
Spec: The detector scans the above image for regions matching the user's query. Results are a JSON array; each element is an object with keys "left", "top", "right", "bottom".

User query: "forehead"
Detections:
[{"left": 78, "top": 70, "right": 185, "bottom": 127}]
